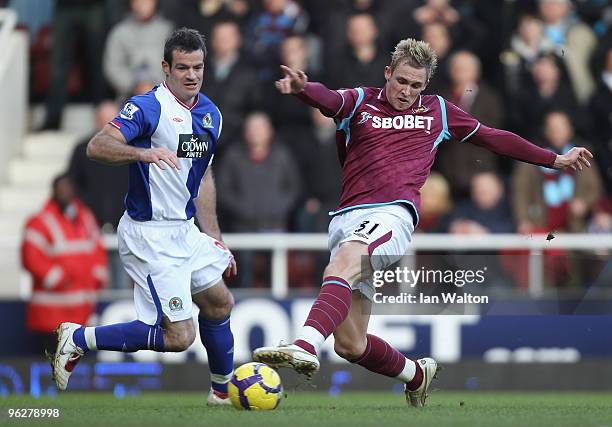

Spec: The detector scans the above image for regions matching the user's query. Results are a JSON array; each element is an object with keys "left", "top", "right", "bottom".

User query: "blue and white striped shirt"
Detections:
[{"left": 111, "top": 83, "right": 222, "bottom": 221}]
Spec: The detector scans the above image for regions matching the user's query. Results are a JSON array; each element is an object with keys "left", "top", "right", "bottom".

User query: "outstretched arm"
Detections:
[
  {"left": 275, "top": 65, "right": 344, "bottom": 117},
  {"left": 469, "top": 125, "right": 593, "bottom": 171},
  {"left": 87, "top": 124, "right": 181, "bottom": 169}
]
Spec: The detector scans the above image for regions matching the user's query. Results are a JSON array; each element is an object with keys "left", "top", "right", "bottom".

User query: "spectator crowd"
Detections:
[{"left": 7, "top": 0, "right": 612, "bottom": 288}]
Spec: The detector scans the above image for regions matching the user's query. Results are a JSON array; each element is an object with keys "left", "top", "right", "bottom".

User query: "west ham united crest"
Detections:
[{"left": 202, "top": 112, "right": 213, "bottom": 128}]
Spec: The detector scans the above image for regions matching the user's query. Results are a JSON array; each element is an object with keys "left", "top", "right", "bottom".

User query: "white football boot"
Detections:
[
  {"left": 51, "top": 322, "right": 85, "bottom": 391},
  {"left": 253, "top": 341, "right": 320, "bottom": 378},
  {"left": 206, "top": 388, "right": 231, "bottom": 406},
  {"left": 405, "top": 357, "right": 440, "bottom": 407}
]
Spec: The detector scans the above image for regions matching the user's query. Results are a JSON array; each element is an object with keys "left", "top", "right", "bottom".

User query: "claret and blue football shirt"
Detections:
[
  {"left": 297, "top": 83, "right": 556, "bottom": 226},
  {"left": 330, "top": 87, "right": 480, "bottom": 225}
]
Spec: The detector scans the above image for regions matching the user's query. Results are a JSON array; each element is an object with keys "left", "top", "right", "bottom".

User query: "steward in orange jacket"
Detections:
[{"left": 21, "top": 174, "right": 108, "bottom": 334}]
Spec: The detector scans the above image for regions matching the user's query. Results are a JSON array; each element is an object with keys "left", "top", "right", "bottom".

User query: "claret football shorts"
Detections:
[
  {"left": 117, "top": 213, "right": 233, "bottom": 324},
  {"left": 328, "top": 204, "right": 415, "bottom": 300}
]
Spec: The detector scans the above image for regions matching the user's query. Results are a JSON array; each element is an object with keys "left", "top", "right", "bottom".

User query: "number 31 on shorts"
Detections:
[{"left": 353, "top": 220, "right": 380, "bottom": 236}]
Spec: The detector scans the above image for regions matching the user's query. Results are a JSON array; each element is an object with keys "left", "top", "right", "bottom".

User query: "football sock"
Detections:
[
  {"left": 294, "top": 328, "right": 323, "bottom": 356},
  {"left": 72, "top": 321, "right": 165, "bottom": 353},
  {"left": 199, "top": 315, "right": 234, "bottom": 394},
  {"left": 294, "top": 276, "right": 352, "bottom": 356},
  {"left": 352, "top": 334, "right": 422, "bottom": 388},
  {"left": 72, "top": 327, "right": 89, "bottom": 352},
  {"left": 401, "top": 359, "right": 423, "bottom": 390}
]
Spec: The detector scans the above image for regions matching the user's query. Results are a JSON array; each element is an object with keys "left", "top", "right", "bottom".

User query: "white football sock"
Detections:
[
  {"left": 295, "top": 326, "right": 325, "bottom": 354},
  {"left": 84, "top": 327, "right": 98, "bottom": 350},
  {"left": 211, "top": 372, "right": 233, "bottom": 385},
  {"left": 396, "top": 358, "right": 417, "bottom": 383}
]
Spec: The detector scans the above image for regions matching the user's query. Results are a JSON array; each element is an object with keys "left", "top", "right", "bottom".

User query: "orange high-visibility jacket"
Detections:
[{"left": 21, "top": 199, "right": 108, "bottom": 333}]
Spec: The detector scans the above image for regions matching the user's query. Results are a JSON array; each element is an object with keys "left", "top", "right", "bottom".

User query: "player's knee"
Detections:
[
  {"left": 334, "top": 336, "right": 367, "bottom": 361},
  {"left": 325, "top": 244, "right": 367, "bottom": 282},
  {"left": 202, "top": 292, "right": 234, "bottom": 321},
  {"left": 164, "top": 323, "right": 196, "bottom": 352},
  {"left": 172, "top": 328, "right": 196, "bottom": 352},
  {"left": 324, "top": 257, "right": 359, "bottom": 282},
  {"left": 207, "top": 302, "right": 233, "bottom": 321}
]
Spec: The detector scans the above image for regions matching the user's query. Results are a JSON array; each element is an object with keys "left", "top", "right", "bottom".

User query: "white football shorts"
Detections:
[
  {"left": 117, "top": 213, "right": 232, "bottom": 325},
  {"left": 328, "top": 204, "right": 415, "bottom": 300}
]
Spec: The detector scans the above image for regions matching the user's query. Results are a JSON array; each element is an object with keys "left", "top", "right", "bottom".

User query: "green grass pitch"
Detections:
[{"left": 1, "top": 392, "right": 611, "bottom": 427}]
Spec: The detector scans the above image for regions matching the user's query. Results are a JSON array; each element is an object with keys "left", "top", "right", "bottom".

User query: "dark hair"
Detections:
[
  {"left": 163, "top": 27, "right": 207, "bottom": 68},
  {"left": 52, "top": 172, "right": 73, "bottom": 190}
]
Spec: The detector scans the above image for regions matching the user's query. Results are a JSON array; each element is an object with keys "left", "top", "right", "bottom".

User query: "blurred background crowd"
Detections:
[{"left": 4, "top": 0, "right": 611, "bottom": 290}]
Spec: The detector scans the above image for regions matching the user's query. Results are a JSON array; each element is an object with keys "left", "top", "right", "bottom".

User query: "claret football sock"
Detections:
[
  {"left": 294, "top": 276, "right": 353, "bottom": 356},
  {"left": 199, "top": 315, "right": 234, "bottom": 394},
  {"left": 352, "top": 334, "right": 422, "bottom": 386},
  {"left": 403, "top": 359, "right": 424, "bottom": 391},
  {"left": 72, "top": 321, "right": 165, "bottom": 353}
]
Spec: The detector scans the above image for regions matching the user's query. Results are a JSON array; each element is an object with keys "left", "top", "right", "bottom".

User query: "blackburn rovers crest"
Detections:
[
  {"left": 169, "top": 297, "right": 183, "bottom": 311},
  {"left": 202, "top": 112, "right": 213, "bottom": 128}
]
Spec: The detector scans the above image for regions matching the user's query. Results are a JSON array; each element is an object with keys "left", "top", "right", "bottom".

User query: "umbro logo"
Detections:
[{"left": 173, "top": 117, "right": 183, "bottom": 122}]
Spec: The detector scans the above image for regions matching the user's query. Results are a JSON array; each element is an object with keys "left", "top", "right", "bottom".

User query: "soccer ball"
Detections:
[{"left": 228, "top": 362, "right": 283, "bottom": 410}]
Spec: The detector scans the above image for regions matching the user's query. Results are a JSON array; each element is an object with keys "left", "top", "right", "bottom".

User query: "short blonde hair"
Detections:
[{"left": 390, "top": 38, "right": 438, "bottom": 82}]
